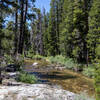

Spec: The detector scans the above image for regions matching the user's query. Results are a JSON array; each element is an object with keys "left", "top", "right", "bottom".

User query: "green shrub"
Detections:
[
  {"left": 4, "top": 54, "right": 14, "bottom": 64},
  {"left": 17, "top": 72, "right": 37, "bottom": 84},
  {"left": 26, "top": 51, "right": 34, "bottom": 58},
  {"left": 48, "top": 55, "right": 77, "bottom": 69},
  {"left": 14, "top": 54, "right": 25, "bottom": 68},
  {"left": 94, "top": 60, "right": 100, "bottom": 100},
  {"left": 48, "top": 55, "right": 66, "bottom": 64},
  {"left": 82, "top": 65, "right": 95, "bottom": 78},
  {"left": 74, "top": 92, "right": 95, "bottom": 100},
  {"left": 33, "top": 55, "right": 46, "bottom": 60},
  {"left": 64, "top": 58, "right": 77, "bottom": 69},
  {"left": 26, "top": 53, "right": 46, "bottom": 60},
  {"left": 4, "top": 54, "right": 24, "bottom": 70}
]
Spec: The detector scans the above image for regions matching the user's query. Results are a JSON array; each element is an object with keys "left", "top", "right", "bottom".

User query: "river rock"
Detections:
[
  {"left": 5, "top": 64, "right": 17, "bottom": 72},
  {"left": 0, "top": 84, "right": 75, "bottom": 100}
]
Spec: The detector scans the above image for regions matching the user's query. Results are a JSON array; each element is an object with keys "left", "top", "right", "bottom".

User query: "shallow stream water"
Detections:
[{"left": 24, "top": 59, "right": 95, "bottom": 96}]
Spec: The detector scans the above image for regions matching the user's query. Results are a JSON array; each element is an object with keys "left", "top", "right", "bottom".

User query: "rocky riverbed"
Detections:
[
  {"left": 0, "top": 72, "right": 76, "bottom": 100},
  {"left": 0, "top": 59, "right": 95, "bottom": 100},
  {"left": 0, "top": 82, "right": 75, "bottom": 100}
]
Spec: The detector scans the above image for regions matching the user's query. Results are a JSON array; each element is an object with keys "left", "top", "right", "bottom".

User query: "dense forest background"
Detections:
[{"left": 0, "top": 0, "right": 100, "bottom": 99}]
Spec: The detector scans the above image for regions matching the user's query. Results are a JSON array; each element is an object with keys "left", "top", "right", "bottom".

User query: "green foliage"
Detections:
[
  {"left": 48, "top": 55, "right": 77, "bottom": 69},
  {"left": 15, "top": 54, "right": 25, "bottom": 68},
  {"left": 47, "top": 0, "right": 63, "bottom": 56},
  {"left": 60, "top": 0, "right": 74, "bottom": 57},
  {"left": 17, "top": 72, "right": 37, "bottom": 84},
  {"left": 26, "top": 53, "right": 46, "bottom": 60},
  {"left": 4, "top": 54, "right": 14, "bottom": 64},
  {"left": 32, "top": 55, "right": 46, "bottom": 60},
  {"left": 96, "top": 45, "right": 100, "bottom": 57},
  {"left": 74, "top": 92, "right": 95, "bottom": 100},
  {"left": 4, "top": 54, "right": 24, "bottom": 70},
  {"left": 94, "top": 60, "right": 100, "bottom": 100},
  {"left": 87, "top": 0, "right": 100, "bottom": 61},
  {"left": 26, "top": 50, "right": 34, "bottom": 59},
  {"left": 87, "top": 0, "right": 100, "bottom": 98},
  {"left": 0, "top": 21, "right": 14, "bottom": 54},
  {"left": 82, "top": 65, "right": 95, "bottom": 78}
]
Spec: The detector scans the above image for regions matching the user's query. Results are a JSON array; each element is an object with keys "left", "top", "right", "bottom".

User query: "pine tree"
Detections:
[
  {"left": 72, "top": 0, "right": 91, "bottom": 63},
  {"left": 87, "top": 0, "right": 100, "bottom": 61},
  {"left": 42, "top": 8, "right": 49, "bottom": 56},
  {"left": 14, "top": 0, "right": 18, "bottom": 55},
  {"left": 88, "top": 0, "right": 100, "bottom": 99},
  {"left": 60, "top": 0, "right": 74, "bottom": 56},
  {"left": 0, "top": 0, "right": 13, "bottom": 55},
  {"left": 2, "top": 21, "right": 14, "bottom": 54},
  {"left": 48, "top": 0, "right": 58, "bottom": 56},
  {"left": 36, "top": 9, "right": 44, "bottom": 55},
  {"left": 18, "top": 0, "right": 35, "bottom": 54}
]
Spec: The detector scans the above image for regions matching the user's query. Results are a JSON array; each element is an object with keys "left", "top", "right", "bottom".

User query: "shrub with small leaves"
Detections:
[
  {"left": 17, "top": 72, "right": 37, "bottom": 84},
  {"left": 4, "top": 54, "right": 14, "bottom": 64},
  {"left": 94, "top": 59, "right": 100, "bottom": 100},
  {"left": 82, "top": 65, "right": 95, "bottom": 78},
  {"left": 48, "top": 55, "right": 77, "bottom": 69}
]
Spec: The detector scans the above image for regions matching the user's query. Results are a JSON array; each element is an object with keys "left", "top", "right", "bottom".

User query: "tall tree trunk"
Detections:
[
  {"left": 14, "top": 0, "right": 18, "bottom": 55},
  {"left": 40, "top": 15, "right": 44, "bottom": 56},
  {"left": 18, "top": 0, "right": 24, "bottom": 54},
  {"left": 36, "top": 10, "right": 44, "bottom": 55},
  {"left": 23, "top": 0, "right": 28, "bottom": 55},
  {"left": 56, "top": 1, "right": 60, "bottom": 55}
]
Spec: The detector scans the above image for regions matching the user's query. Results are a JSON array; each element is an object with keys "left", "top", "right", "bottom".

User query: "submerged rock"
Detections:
[{"left": 0, "top": 84, "right": 75, "bottom": 100}]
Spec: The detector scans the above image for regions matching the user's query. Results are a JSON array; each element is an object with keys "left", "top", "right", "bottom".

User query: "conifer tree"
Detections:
[
  {"left": 87, "top": 0, "right": 100, "bottom": 61},
  {"left": 88, "top": 0, "right": 100, "bottom": 99},
  {"left": 42, "top": 8, "right": 49, "bottom": 56},
  {"left": 60, "top": 0, "right": 74, "bottom": 56},
  {"left": 48, "top": 0, "right": 58, "bottom": 56}
]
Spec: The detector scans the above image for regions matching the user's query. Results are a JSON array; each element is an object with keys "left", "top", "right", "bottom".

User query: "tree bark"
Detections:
[
  {"left": 0, "top": 69, "right": 2, "bottom": 84},
  {"left": 14, "top": 0, "right": 18, "bottom": 56},
  {"left": 18, "top": 0, "right": 24, "bottom": 54},
  {"left": 23, "top": 0, "right": 28, "bottom": 55}
]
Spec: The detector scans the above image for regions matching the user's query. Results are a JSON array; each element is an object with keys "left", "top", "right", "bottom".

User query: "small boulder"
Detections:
[
  {"left": 32, "top": 62, "right": 38, "bottom": 66},
  {"left": 5, "top": 64, "right": 17, "bottom": 72}
]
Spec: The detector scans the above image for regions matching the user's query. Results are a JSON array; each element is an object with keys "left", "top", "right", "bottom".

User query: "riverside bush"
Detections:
[
  {"left": 4, "top": 54, "right": 14, "bottom": 64},
  {"left": 26, "top": 53, "right": 46, "bottom": 60},
  {"left": 48, "top": 55, "right": 96, "bottom": 78},
  {"left": 94, "top": 60, "right": 100, "bottom": 100},
  {"left": 4, "top": 54, "right": 24, "bottom": 70},
  {"left": 17, "top": 72, "right": 37, "bottom": 84},
  {"left": 48, "top": 55, "right": 77, "bottom": 69},
  {"left": 82, "top": 65, "right": 95, "bottom": 78}
]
